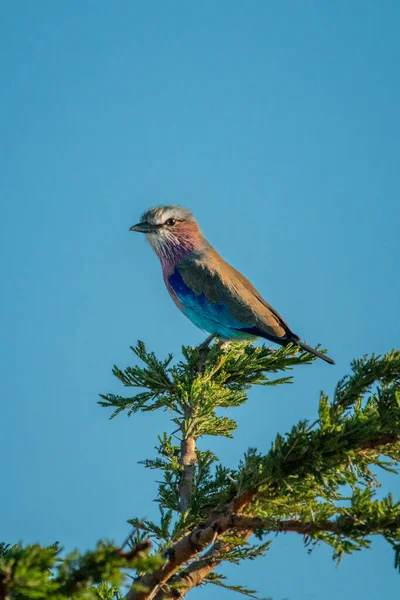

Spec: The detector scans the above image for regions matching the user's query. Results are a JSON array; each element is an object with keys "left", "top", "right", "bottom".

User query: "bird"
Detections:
[{"left": 130, "top": 205, "right": 334, "bottom": 365}]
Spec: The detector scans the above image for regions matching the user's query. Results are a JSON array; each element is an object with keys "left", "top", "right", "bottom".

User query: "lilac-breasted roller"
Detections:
[{"left": 130, "top": 205, "right": 334, "bottom": 364}]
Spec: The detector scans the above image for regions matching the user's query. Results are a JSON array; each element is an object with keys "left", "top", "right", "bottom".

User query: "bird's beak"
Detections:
[{"left": 129, "top": 222, "right": 155, "bottom": 234}]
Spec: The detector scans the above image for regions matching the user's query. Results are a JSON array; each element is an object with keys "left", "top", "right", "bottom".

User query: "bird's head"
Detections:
[{"left": 130, "top": 205, "right": 202, "bottom": 264}]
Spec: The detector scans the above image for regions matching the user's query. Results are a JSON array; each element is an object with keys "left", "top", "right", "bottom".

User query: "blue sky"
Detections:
[{"left": 1, "top": 1, "right": 400, "bottom": 598}]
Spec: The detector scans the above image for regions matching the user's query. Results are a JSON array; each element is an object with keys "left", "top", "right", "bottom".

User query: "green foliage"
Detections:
[
  {"left": 0, "top": 541, "right": 162, "bottom": 600},
  {"left": 99, "top": 341, "right": 312, "bottom": 428},
  {"left": 95, "top": 583, "right": 121, "bottom": 600},
  {"left": 100, "top": 342, "right": 315, "bottom": 521},
  {"left": 334, "top": 351, "right": 400, "bottom": 410},
  {"left": 3, "top": 342, "right": 400, "bottom": 599},
  {"left": 216, "top": 537, "right": 272, "bottom": 565}
]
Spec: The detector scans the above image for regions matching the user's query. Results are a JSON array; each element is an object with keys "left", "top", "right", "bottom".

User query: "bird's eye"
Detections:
[{"left": 165, "top": 218, "right": 176, "bottom": 226}]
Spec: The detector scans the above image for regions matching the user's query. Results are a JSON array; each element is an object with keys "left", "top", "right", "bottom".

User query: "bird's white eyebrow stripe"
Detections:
[
  {"left": 148, "top": 219, "right": 184, "bottom": 228},
  {"left": 141, "top": 205, "right": 195, "bottom": 225}
]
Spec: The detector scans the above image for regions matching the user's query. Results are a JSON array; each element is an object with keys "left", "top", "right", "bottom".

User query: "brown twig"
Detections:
[
  {"left": 178, "top": 423, "right": 197, "bottom": 513},
  {"left": 118, "top": 540, "right": 152, "bottom": 560},
  {"left": 155, "top": 533, "right": 253, "bottom": 599},
  {"left": 208, "top": 514, "right": 400, "bottom": 536},
  {"left": 178, "top": 339, "right": 212, "bottom": 513}
]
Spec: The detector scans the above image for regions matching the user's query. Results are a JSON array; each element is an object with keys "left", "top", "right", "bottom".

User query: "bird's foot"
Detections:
[
  {"left": 198, "top": 333, "right": 217, "bottom": 350},
  {"left": 196, "top": 334, "right": 217, "bottom": 374},
  {"left": 217, "top": 341, "right": 231, "bottom": 350}
]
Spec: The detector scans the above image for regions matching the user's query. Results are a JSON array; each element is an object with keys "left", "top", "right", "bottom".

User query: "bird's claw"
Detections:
[{"left": 198, "top": 333, "right": 217, "bottom": 350}]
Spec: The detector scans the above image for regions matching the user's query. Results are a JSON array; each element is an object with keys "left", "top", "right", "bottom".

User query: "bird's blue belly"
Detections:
[{"left": 182, "top": 306, "right": 258, "bottom": 341}]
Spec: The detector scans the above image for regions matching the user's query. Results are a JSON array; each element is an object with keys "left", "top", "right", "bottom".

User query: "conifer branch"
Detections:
[
  {"left": 126, "top": 428, "right": 400, "bottom": 600},
  {"left": 101, "top": 345, "right": 400, "bottom": 598}
]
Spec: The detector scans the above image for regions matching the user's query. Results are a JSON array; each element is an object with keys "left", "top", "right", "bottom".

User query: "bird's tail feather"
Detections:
[{"left": 294, "top": 339, "right": 335, "bottom": 365}]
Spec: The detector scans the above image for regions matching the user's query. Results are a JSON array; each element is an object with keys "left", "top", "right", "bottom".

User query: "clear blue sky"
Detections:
[{"left": 1, "top": 2, "right": 400, "bottom": 598}]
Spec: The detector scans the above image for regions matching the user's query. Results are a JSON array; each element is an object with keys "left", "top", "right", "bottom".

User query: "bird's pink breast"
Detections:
[
  {"left": 157, "top": 222, "right": 202, "bottom": 275},
  {"left": 154, "top": 221, "right": 203, "bottom": 309}
]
